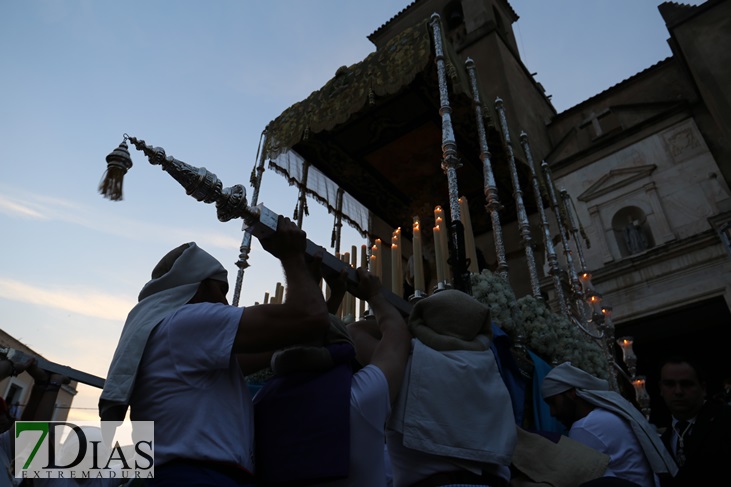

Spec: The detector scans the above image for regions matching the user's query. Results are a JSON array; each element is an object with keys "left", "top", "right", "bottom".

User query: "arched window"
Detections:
[{"left": 612, "top": 206, "right": 654, "bottom": 257}]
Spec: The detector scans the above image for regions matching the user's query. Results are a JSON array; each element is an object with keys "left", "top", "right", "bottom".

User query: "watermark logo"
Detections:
[{"left": 14, "top": 421, "right": 154, "bottom": 480}]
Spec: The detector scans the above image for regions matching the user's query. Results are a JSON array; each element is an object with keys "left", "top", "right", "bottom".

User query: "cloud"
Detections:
[
  {"left": 0, "top": 194, "right": 52, "bottom": 219},
  {"left": 0, "top": 278, "right": 133, "bottom": 322},
  {"left": 0, "top": 185, "right": 241, "bottom": 252}
]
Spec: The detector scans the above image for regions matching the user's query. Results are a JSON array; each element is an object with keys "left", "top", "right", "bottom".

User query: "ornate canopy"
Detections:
[{"left": 265, "top": 18, "right": 533, "bottom": 240}]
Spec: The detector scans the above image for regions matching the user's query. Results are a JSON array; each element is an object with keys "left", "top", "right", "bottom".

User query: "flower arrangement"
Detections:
[{"left": 471, "top": 269, "right": 609, "bottom": 379}]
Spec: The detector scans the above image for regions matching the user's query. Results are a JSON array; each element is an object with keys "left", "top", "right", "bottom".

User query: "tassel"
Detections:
[
  {"left": 331, "top": 228, "right": 337, "bottom": 248},
  {"left": 293, "top": 203, "right": 299, "bottom": 220},
  {"left": 98, "top": 166, "right": 128, "bottom": 201},
  {"left": 447, "top": 62, "right": 457, "bottom": 80},
  {"left": 99, "top": 140, "right": 133, "bottom": 201},
  {"left": 304, "top": 201, "right": 309, "bottom": 217}
]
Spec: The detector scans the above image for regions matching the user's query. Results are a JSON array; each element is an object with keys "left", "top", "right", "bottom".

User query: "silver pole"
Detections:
[
  {"left": 123, "top": 135, "right": 414, "bottom": 317},
  {"left": 430, "top": 13, "right": 470, "bottom": 293},
  {"left": 560, "top": 189, "right": 588, "bottom": 273},
  {"left": 233, "top": 131, "right": 267, "bottom": 306},
  {"left": 465, "top": 58, "right": 509, "bottom": 281},
  {"left": 519, "top": 132, "right": 568, "bottom": 315},
  {"left": 495, "top": 99, "right": 541, "bottom": 298},
  {"left": 541, "top": 160, "right": 583, "bottom": 306}
]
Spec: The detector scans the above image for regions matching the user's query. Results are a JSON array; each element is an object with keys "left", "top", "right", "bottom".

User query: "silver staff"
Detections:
[
  {"left": 430, "top": 13, "right": 470, "bottom": 294},
  {"left": 233, "top": 130, "right": 268, "bottom": 306},
  {"left": 100, "top": 135, "right": 413, "bottom": 317},
  {"left": 541, "top": 161, "right": 583, "bottom": 307},
  {"left": 495, "top": 99, "right": 542, "bottom": 298},
  {"left": 465, "top": 58, "right": 509, "bottom": 282},
  {"left": 519, "top": 132, "right": 568, "bottom": 315},
  {"left": 560, "top": 189, "right": 589, "bottom": 276}
]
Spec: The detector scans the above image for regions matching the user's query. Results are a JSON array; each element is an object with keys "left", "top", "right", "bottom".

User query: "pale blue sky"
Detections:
[{"left": 0, "top": 0, "right": 704, "bottom": 420}]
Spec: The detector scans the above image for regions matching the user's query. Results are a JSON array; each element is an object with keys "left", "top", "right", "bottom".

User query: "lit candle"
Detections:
[
  {"left": 263, "top": 292, "right": 270, "bottom": 305},
  {"left": 412, "top": 217, "right": 425, "bottom": 292},
  {"left": 459, "top": 196, "right": 479, "bottom": 274},
  {"left": 433, "top": 225, "right": 445, "bottom": 283},
  {"left": 616, "top": 336, "right": 637, "bottom": 376},
  {"left": 434, "top": 205, "right": 445, "bottom": 224},
  {"left": 391, "top": 228, "right": 402, "bottom": 295}
]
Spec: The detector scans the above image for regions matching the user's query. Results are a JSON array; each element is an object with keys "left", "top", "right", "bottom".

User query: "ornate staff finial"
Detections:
[
  {"left": 99, "top": 134, "right": 413, "bottom": 318},
  {"left": 99, "top": 135, "right": 134, "bottom": 201}
]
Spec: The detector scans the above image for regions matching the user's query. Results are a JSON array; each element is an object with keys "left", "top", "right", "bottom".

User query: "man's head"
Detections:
[
  {"left": 139, "top": 242, "right": 228, "bottom": 303},
  {"left": 541, "top": 362, "right": 606, "bottom": 428},
  {"left": 659, "top": 356, "right": 706, "bottom": 421},
  {"left": 543, "top": 388, "right": 584, "bottom": 429}
]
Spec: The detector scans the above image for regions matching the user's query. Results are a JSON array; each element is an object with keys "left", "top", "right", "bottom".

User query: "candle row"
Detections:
[
  {"left": 368, "top": 197, "right": 478, "bottom": 295},
  {"left": 260, "top": 197, "right": 478, "bottom": 307}
]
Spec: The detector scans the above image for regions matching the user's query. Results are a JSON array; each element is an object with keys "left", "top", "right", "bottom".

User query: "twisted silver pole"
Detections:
[
  {"left": 519, "top": 132, "right": 568, "bottom": 315},
  {"left": 430, "top": 13, "right": 470, "bottom": 294},
  {"left": 560, "top": 189, "right": 588, "bottom": 274},
  {"left": 541, "top": 161, "right": 583, "bottom": 305},
  {"left": 233, "top": 131, "right": 267, "bottom": 306},
  {"left": 465, "top": 58, "right": 509, "bottom": 282},
  {"left": 495, "top": 99, "right": 541, "bottom": 298}
]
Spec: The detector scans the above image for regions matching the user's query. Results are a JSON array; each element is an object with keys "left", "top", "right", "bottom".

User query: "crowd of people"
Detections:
[{"left": 3, "top": 216, "right": 730, "bottom": 486}]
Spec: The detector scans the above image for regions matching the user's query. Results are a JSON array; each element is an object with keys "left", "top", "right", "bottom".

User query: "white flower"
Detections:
[{"left": 470, "top": 270, "right": 609, "bottom": 378}]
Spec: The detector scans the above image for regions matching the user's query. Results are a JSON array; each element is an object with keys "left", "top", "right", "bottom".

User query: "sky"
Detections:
[{"left": 0, "top": 0, "right": 707, "bottom": 421}]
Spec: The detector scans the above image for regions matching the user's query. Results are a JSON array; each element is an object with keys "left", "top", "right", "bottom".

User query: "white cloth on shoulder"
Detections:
[
  {"left": 388, "top": 335, "right": 517, "bottom": 466},
  {"left": 541, "top": 362, "right": 678, "bottom": 477},
  {"left": 99, "top": 242, "right": 228, "bottom": 421}
]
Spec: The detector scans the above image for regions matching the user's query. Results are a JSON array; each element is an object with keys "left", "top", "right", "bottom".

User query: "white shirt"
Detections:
[
  {"left": 130, "top": 302, "right": 254, "bottom": 471},
  {"left": 570, "top": 408, "right": 658, "bottom": 487}
]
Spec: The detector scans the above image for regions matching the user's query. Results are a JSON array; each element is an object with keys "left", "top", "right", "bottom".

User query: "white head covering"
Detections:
[
  {"left": 542, "top": 362, "right": 678, "bottom": 477},
  {"left": 99, "top": 242, "right": 228, "bottom": 421}
]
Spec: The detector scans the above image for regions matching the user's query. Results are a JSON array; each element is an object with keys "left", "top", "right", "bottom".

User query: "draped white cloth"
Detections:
[{"left": 268, "top": 149, "right": 369, "bottom": 236}]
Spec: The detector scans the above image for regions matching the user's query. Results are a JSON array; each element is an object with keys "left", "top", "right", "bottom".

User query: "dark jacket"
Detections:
[{"left": 659, "top": 400, "right": 731, "bottom": 486}]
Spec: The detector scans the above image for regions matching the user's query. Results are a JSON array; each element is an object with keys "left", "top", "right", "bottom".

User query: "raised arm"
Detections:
[
  {"left": 348, "top": 268, "right": 412, "bottom": 402},
  {"left": 233, "top": 216, "right": 330, "bottom": 353}
]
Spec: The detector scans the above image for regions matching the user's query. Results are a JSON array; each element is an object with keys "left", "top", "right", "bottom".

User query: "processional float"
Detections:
[{"left": 97, "top": 13, "right": 649, "bottom": 413}]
